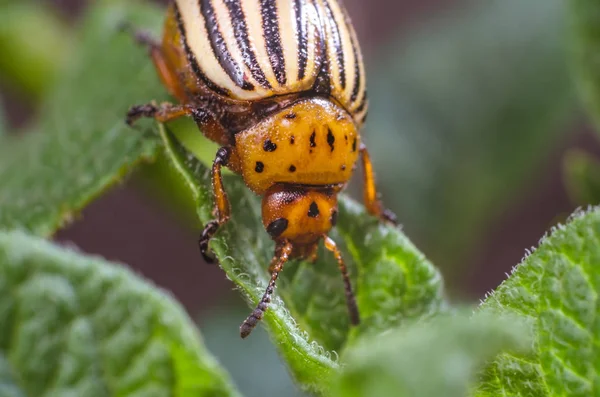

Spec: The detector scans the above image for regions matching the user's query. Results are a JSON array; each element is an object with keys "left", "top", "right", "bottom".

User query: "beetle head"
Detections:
[{"left": 262, "top": 184, "right": 339, "bottom": 245}]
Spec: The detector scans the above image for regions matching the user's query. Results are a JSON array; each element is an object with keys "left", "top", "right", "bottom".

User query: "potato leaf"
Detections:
[
  {"left": 0, "top": 1, "right": 167, "bottom": 236},
  {"left": 476, "top": 207, "right": 600, "bottom": 396},
  {"left": 0, "top": 230, "right": 240, "bottom": 397}
]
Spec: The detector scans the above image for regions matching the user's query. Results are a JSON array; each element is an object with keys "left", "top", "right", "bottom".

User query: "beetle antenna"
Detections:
[{"left": 240, "top": 241, "right": 293, "bottom": 338}]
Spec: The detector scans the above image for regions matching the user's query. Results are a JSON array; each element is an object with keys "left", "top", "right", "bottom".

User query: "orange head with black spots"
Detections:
[{"left": 261, "top": 184, "right": 339, "bottom": 247}]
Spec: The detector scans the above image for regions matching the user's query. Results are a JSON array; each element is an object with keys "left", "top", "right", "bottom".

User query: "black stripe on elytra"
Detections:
[
  {"left": 313, "top": 51, "right": 331, "bottom": 95},
  {"left": 359, "top": 111, "right": 368, "bottom": 124},
  {"left": 224, "top": 0, "right": 272, "bottom": 89},
  {"left": 354, "top": 95, "right": 368, "bottom": 123},
  {"left": 174, "top": 3, "right": 230, "bottom": 97},
  {"left": 260, "top": 0, "right": 287, "bottom": 85},
  {"left": 200, "top": 0, "right": 254, "bottom": 91},
  {"left": 349, "top": 35, "right": 361, "bottom": 102},
  {"left": 355, "top": 95, "right": 367, "bottom": 114},
  {"left": 322, "top": 0, "right": 346, "bottom": 89},
  {"left": 312, "top": 0, "right": 331, "bottom": 96},
  {"left": 340, "top": 5, "right": 363, "bottom": 104},
  {"left": 294, "top": 0, "right": 308, "bottom": 80}
]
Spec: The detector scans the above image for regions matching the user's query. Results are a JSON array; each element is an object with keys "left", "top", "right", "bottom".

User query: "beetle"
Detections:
[{"left": 127, "top": 0, "right": 397, "bottom": 338}]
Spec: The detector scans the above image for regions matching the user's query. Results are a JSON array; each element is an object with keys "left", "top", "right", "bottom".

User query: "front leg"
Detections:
[
  {"left": 126, "top": 102, "right": 197, "bottom": 126},
  {"left": 198, "top": 147, "right": 233, "bottom": 263},
  {"left": 359, "top": 143, "right": 398, "bottom": 225}
]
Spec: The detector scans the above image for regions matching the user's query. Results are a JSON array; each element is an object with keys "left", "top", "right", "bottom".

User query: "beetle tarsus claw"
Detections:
[
  {"left": 199, "top": 220, "right": 220, "bottom": 265},
  {"left": 126, "top": 104, "right": 158, "bottom": 126}
]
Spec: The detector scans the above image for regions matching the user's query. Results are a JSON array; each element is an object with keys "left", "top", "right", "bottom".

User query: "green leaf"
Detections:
[
  {"left": 367, "top": 0, "right": 575, "bottom": 274},
  {"left": 476, "top": 207, "right": 600, "bottom": 396},
  {"left": 571, "top": 0, "right": 600, "bottom": 131},
  {"left": 329, "top": 313, "right": 531, "bottom": 397},
  {"left": 563, "top": 149, "right": 600, "bottom": 205},
  {"left": 0, "top": 1, "right": 168, "bottom": 236},
  {"left": 0, "top": 229, "right": 240, "bottom": 397},
  {"left": 160, "top": 125, "right": 444, "bottom": 393}
]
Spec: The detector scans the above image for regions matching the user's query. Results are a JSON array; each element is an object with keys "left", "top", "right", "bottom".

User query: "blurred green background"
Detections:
[{"left": 0, "top": 0, "right": 596, "bottom": 395}]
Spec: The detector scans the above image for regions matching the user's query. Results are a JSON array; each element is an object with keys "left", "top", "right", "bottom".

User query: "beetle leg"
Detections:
[
  {"left": 240, "top": 241, "right": 293, "bottom": 338},
  {"left": 324, "top": 236, "right": 360, "bottom": 326},
  {"left": 307, "top": 244, "right": 319, "bottom": 264},
  {"left": 359, "top": 143, "right": 398, "bottom": 225},
  {"left": 126, "top": 103, "right": 198, "bottom": 125},
  {"left": 198, "top": 147, "right": 232, "bottom": 263}
]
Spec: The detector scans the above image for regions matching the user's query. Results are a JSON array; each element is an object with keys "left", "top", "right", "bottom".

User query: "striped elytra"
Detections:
[{"left": 174, "top": 0, "right": 368, "bottom": 126}]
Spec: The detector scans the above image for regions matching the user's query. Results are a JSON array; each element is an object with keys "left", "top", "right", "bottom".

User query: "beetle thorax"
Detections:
[{"left": 231, "top": 97, "right": 360, "bottom": 194}]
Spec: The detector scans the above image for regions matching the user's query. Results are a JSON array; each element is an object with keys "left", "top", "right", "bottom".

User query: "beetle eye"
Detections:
[{"left": 266, "top": 218, "right": 289, "bottom": 238}]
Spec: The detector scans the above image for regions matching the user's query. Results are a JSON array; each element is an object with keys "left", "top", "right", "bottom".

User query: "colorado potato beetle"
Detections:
[{"left": 127, "top": 0, "right": 397, "bottom": 338}]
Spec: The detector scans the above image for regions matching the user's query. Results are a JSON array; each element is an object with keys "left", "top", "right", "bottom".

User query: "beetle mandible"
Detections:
[{"left": 127, "top": 0, "right": 397, "bottom": 338}]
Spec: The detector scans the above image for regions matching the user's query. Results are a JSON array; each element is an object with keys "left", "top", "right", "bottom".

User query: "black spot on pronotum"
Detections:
[
  {"left": 263, "top": 139, "right": 277, "bottom": 152},
  {"left": 308, "top": 201, "right": 320, "bottom": 218},
  {"left": 285, "top": 112, "right": 297, "bottom": 119},
  {"left": 352, "top": 138, "right": 357, "bottom": 152},
  {"left": 327, "top": 129, "right": 335, "bottom": 152},
  {"left": 330, "top": 210, "right": 338, "bottom": 226},
  {"left": 266, "top": 218, "right": 288, "bottom": 238},
  {"left": 289, "top": 165, "right": 296, "bottom": 172},
  {"left": 341, "top": 164, "right": 346, "bottom": 171},
  {"left": 344, "top": 134, "right": 348, "bottom": 142},
  {"left": 310, "top": 131, "right": 316, "bottom": 148},
  {"left": 290, "top": 136, "right": 295, "bottom": 144},
  {"left": 255, "top": 161, "right": 264, "bottom": 173}
]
